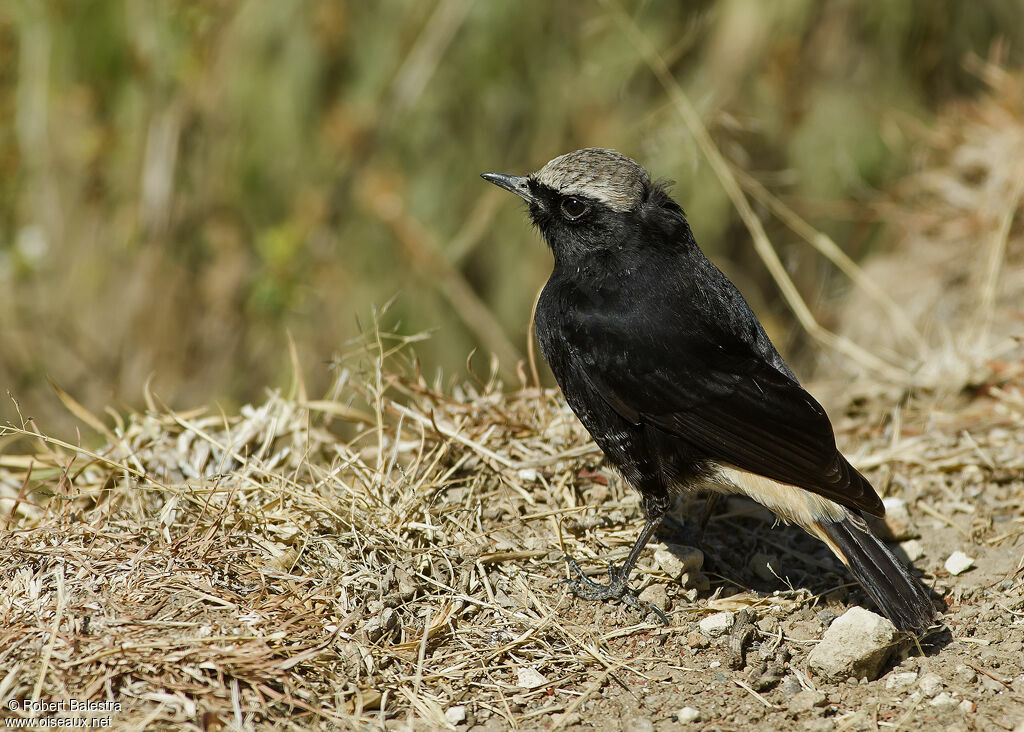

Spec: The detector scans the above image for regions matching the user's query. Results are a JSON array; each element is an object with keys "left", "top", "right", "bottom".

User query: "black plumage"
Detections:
[{"left": 482, "top": 148, "right": 935, "bottom": 632}]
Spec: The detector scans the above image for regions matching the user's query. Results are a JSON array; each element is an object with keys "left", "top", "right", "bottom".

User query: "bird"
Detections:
[{"left": 481, "top": 148, "right": 936, "bottom": 633}]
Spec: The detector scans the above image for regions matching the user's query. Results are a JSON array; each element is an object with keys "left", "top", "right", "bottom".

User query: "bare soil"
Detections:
[{"left": 1, "top": 347, "right": 1021, "bottom": 731}]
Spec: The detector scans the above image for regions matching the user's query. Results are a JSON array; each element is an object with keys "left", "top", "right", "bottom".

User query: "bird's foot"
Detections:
[{"left": 563, "top": 556, "right": 669, "bottom": 625}]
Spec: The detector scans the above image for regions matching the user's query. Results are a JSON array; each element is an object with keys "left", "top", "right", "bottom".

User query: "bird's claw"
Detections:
[
  {"left": 563, "top": 556, "right": 622, "bottom": 600},
  {"left": 562, "top": 555, "right": 669, "bottom": 625}
]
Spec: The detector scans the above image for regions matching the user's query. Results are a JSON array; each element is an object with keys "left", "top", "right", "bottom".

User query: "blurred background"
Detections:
[{"left": 2, "top": 0, "right": 1023, "bottom": 434}]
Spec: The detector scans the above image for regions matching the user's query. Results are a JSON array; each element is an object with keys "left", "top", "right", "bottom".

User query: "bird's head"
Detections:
[{"left": 482, "top": 148, "right": 682, "bottom": 263}]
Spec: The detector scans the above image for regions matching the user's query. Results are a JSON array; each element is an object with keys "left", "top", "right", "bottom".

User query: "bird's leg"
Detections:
[
  {"left": 660, "top": 492, "right": 721, "bottom": 545},
  {"left": 693, "top": 492, "right": 722, "bottom": 542},
  {"left": 564, "top": 517, "right": 667, "bottom": 623}
]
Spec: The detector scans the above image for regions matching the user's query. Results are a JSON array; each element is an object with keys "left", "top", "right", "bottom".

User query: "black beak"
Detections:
[{"left": 481, "top": 172, "right": 537, "bottom": 204}]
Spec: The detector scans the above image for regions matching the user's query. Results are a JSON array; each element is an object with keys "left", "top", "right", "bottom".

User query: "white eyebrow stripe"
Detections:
[
  {"left": 532, "top": 176, "right": 633, "bottom": 212},
  {"left": 532, "top": 148, "right": 649, "bottom": 213}
]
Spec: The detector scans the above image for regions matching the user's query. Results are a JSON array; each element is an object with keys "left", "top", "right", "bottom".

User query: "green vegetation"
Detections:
[{"left": 1, "top": 1, "right": 1020, "bottom": 430}]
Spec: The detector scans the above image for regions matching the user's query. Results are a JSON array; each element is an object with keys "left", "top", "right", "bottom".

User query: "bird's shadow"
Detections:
[{"left": 659, "top": 494, "right": 950, "bottom": 655}]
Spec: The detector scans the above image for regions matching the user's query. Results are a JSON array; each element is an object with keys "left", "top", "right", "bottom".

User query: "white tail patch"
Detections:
[{"left": 708, "top": 464, "right": 847, "bottom": 531}]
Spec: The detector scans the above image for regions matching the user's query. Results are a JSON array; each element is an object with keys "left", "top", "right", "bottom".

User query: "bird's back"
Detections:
[{"left": 534, "top": 213, "right": 883, "bottom": 518}]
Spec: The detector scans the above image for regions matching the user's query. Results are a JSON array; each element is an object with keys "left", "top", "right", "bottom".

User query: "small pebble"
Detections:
[
  {"left": 676, "top": 707, "right": 700, "bottom": 724},
  {"left": 980, "top": 674, "right": 1006, "bottom": 693},
  {"left": 699, "top": 611, "right": 735, "bottom": 638},
  {"left": 780, "top": 675, "right": 802, "bottom": 697},
  {"left": 655, "top": 545, "right": 704, "bottom": 576},
  {"left": 686, "top": 631, "right": 710, "bottom": 649},
  {"left": 900, "top": 539, "right": 925, "bottom": 562},
  {"left": 817, "top": 609, "right": 838, "bottom": 628},
  {"left": 787, "top": 690, "right": 827, "bottom": 714},
  {"left": 709, "top": 661, "right": 721, "bottom": 669},
  {"left": 919, "top": 671, "right": 944, "bottom": 697},
  {"left": 953, "top": 664, "right": 977, "bottom": 684},
  {"left": 638, "top": 584, "right": 669, "bottom": 611},
  {"left": 945, "top": 551, "right": 974, "bottom": 575},
  {"left": 681, "top": 570, "right": 710, "bottom": 592},
  {"left": 957, "top": 699, "right": 975, "bottom": 714},
  {"left": 517, "top": 467, "right": 538, "bottom": 482},
  {"left": 869, "top": 497, "right": 918, "bottom": 540},
  {"left": 516, "top": 667, "right": 547, "bottom": 689},
  {"left": 929, "top": 692, "right": 958, "bottom": 711},
  {"left": 445, "top": 706, "right": 467, "bottom": 725},
  {"left": 885, "top": 671, "right": 918, "bottom": 691}
]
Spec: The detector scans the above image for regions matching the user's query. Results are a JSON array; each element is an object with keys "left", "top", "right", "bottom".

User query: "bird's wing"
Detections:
[{"left": 565, "top": 304, "right": 883, "bottom": 516}]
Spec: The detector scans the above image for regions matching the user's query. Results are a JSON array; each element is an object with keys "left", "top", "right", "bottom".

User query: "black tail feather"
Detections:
[{"left": 819, "top": 513, "right": 936, "bottom": 633}]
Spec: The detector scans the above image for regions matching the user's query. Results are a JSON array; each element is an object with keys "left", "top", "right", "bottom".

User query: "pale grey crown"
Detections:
[{"left": 531, "top": 148, "right": 651, "bottom": 213}]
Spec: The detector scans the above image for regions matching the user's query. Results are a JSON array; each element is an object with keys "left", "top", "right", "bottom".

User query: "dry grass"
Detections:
[
  {"left": 2, "top": 307, "right": 1023, "bottom": 729},
  {"left": 3, "top": 58, "right": 1024, "bottom": 732},
  {"left": 0, "top": 323, "right": 662, "bottom": 729}
]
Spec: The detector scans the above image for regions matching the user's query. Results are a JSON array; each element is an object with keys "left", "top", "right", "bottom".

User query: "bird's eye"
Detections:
[{"left": 560, "top": 197, "right": 589, "bottom": 220}]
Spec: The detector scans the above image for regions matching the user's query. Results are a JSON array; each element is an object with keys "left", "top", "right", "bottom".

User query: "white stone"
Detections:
[
  {"left": 699, "top": 611, "right": 735, "bottom": 638},
  {"left": 516, "top": 667, "right": 548, "bottom": 689},
  {"left": 873, "top": 497, "right": 918, "bottom": 540},
  {"left": 681, "top": 571, "right": 710, "bottom": 592},
  {"left": 900, "top": 539, "right": 925, "bottom": 562},
  {"left": 807, "top": 607, "right": 899, "bottom": 681},
  {"left": 445, "top": 706, "right": 467, "bottom": 725},
  {"left": 885, "top": 671, "right": 918, "bottom": 691},
  {"left": 918, "top": 671, "right": 943, "bottom": 697},
  {"left": 517, "top": 468, "right": 538, "bottom": 482},
  {"left": 654, "top": 545, "right": 704, "bottom": 577},
  {"left": 676, "top": 707, "right": 700, "bottom": 723},
  {"left": 945, "top": 551, "right": 974, "bottom": 575},
  {"left": 929, "top": 692, "right": 958, "bottom": 711},
  {"left": 957, "top": 699, "right": 975, "bottom": 714}
]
